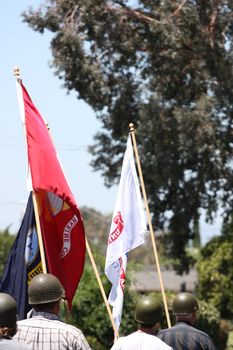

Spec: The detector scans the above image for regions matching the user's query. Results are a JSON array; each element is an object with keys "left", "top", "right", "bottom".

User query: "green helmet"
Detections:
[
  {"left": 172, "top": 292, "right": 199, "bottom": 315},
  {"left": 28, "top": 273, "right": 65, "bottom": 305},
  {"left": 134, "top": 296, "right": 163, "bottom": 326},
  {"left": 0, "top": 293, "right": 17, "bottom": 328}
]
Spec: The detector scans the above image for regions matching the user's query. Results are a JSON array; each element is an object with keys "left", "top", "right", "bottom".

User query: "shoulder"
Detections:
[
  {"left": 17, "top": 317, "right": 86, "bottom": 338},
  {"left": 110, "top": 336, "right": 126, "bottom": 350},
  {"left": 194, "top": 329, "right": 217, "bottom": 348},
  {"left": 157, "top": 326, "right": 175, "bottom": 337},
  {"left": 16, "top": 318, "right": 90, "bottom": 349},
  {"left": 157, "top": 327, "right": 170, "bottom": 335},
  {"left": 154, "top": 336, "right": 173, "bottom": 349}
]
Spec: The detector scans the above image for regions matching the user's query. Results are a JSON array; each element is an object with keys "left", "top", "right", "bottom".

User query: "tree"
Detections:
[
  {"left": 22, "top": 1, "right": 233, "bottom": 271},
  {"left": 0, "top": 228, "right": 15, "bottom": 276},
  {"left": 197, "top": 218, "right": 233, "bottom": 319},
  {"left": 81, "top": 206, "right": 111, "bottom": 255}
]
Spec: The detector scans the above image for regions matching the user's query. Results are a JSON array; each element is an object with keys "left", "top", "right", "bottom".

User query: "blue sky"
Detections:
[
  {"left": 0, "top": 1, "right": 117, "bottom": 233},
  {"left": 1, "top": 1, "right": 221, "bottom": 244}
]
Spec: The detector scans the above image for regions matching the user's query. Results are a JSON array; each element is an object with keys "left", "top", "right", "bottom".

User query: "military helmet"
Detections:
[
  {"left": 134, "top": 296, "right": 163, "bottom": 326},
  {"left": 172, "top": 292, "right": 199, "bottom": 315},
  {"left": 0, "top": 293, "right": 17, "bottom": 328},
  {"left": 28, "top": 273, "right": 65, "bottom": 305}
]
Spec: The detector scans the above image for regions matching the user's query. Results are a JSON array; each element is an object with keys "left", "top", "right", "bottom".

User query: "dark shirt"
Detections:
[{"left": 157, "top": 321, "right": 217, "bottom": 350}]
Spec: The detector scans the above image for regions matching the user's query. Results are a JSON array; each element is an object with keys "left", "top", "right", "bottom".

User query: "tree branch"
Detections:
[
  {"left": 209, "top": 9, "right": 218, "bottom": 48},
  {"left": 107, "top": 0, "right": 189, "bottom": 25},
  {"left": 169, "top": 0, "right": 189, "bottom": 18}
]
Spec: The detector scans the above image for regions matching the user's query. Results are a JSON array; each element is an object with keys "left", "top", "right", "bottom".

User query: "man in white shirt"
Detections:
[{"left": 110, "top": 295, "right": 173, "bottom": 350}]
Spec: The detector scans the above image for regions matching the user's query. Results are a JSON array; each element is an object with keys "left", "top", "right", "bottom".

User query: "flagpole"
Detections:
[
  {"left": 32, "top": 193, "right": 47, "bottom": 273},
  {"left": 129, "top": 123, "right": 171, "bottom": 328},
  {"left": 13, "top": 66, "right": 47, "bottom": 274},
  {"left": 85, "top": 238, "right": 119, "bottom": 338}
]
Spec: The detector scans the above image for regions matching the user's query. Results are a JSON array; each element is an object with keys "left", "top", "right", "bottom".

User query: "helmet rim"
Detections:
[
  {"left": 134, "top": 296, "right": 163, "bottom": 326},
  {"left": 172, "top": 292, "right": 199, "bottom": 315},
  {"left": 28, "top": 273, "right": 65, "bottom": 305}
]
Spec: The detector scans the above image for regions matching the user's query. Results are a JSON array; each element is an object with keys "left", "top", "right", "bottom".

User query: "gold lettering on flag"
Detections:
[{"left": 28, "top": 262, "right": 43, "bottom": 283}]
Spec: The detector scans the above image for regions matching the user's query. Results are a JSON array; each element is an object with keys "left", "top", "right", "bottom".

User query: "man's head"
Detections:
[
  {"left": 28, "top": 273, "right": 65, "bottom": 313},
  {"left": 134, "top": 295, "right": 163, "bottom": 330},
  {"left": 172, "top": 292, "right": 199, "bottom": 324},
  {"left": 0, "top": 293, "right": 17, "bottom": 336}
]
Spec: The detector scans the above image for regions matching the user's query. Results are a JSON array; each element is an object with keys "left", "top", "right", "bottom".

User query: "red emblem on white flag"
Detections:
[{"left": 108, "top": 212, "right": 124, "bottom": 245}]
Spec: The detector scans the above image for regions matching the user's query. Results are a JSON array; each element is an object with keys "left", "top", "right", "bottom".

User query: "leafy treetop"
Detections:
[{"left": 22, "top": 0, "right": 233, "bottom": 271}]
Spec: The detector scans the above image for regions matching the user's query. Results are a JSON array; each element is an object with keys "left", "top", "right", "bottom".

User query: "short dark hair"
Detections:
[
  {"left": 33, "top": 300, "right": 59, "bottom": 313},
  {"left": 0, "top": 326, "right": 17, "bottom": 338}
]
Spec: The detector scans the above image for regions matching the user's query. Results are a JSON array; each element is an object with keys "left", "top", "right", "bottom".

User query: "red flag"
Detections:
[{"left": 16, "top": 79, "right": 86, "bottom": 309}]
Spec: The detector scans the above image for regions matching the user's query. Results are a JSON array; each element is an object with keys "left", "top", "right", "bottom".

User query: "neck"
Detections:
[
  {"left": 138, "top": 326, "right": 156, "bottom": 335},
  {"left": 33, "top": 301, "right": 60, "bottom": 316},
  {"left": 176, "top": 314, "right": 195, "bottom": 326}
]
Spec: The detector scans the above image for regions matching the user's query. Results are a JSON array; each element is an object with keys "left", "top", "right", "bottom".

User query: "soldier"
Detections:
[
  {"left": 157, "top": 292, "right": 217, "bottom": 350},
  {"left": 0, "top": 293, "right": 30, "bottom": 349},
  {"left": 110, "top": 295, "right": 173, "bottom": 350},
  {"left": 14, "top": 273, "right": 91, "bottom": 350}
]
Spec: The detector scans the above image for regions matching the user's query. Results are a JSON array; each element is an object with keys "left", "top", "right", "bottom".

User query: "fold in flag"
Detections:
[
  {"left": 0, "top": 193, "right": 42, "bottom": 319},
  {"left": 16, "top": 79, "right": 86, "bottom": 309},
  {"left": 105, "top": 135, "right": 147, "bottom": 330}
]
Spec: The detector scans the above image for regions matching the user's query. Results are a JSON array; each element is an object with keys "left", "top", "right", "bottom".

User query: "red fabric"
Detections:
[{"left": 20, "top": 82, "right": 85, "bottom": 309}]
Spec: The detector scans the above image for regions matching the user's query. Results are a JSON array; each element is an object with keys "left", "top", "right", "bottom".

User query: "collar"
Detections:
[
  {"left": 176, "top": 320, "right": 193, "bottom": 326},
  {"left": 30, "top": 311, "right": 61, "bottom": 321}
]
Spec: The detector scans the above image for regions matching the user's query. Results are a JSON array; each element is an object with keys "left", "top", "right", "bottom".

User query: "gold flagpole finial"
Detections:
[
  {"left": 129, "top": 123, "right": 135, "bottom": 132},
  {"left": 13, "top": 65, "right": 21, "bottom": 78}
]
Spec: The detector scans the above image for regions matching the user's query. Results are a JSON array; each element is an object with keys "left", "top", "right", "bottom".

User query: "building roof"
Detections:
[{"left": 131, "top": 268, "right": 198, "bottom": 293}]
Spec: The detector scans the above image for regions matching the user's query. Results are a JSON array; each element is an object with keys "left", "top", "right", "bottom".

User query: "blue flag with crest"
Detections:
[{"left": 0, "top": 193, "right": 42, "bottom": 319}]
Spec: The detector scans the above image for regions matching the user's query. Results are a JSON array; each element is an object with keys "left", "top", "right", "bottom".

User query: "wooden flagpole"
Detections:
[
  {"left": 85, "top": 238, "right": 119, "bottom": 338},
  {"left": 13, "top": 66, "right": 47, "bottom": 274},
  {"left": 32, "top": 192, "right": 47, "bottom": 273},
  {"left": 129, "top": 123, "right": 171, "bottom": 328}
]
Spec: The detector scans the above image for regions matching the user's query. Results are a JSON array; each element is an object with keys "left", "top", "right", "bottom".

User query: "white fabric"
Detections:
[
  {"left": 110, "top": 331, "right": 173, "bottom": 350},
  {"left": 105, "top": 135, "right": 147, "bottom": 329}
]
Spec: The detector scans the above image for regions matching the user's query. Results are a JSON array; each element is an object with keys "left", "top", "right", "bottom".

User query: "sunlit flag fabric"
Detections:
[
  {"left": 105, "top": 135, "right": 147, "bottom": 330},
  {"left": 0, "top": 193, "right": 42, "bottom": 319},
  {"left": 16, "top": 79, "right": 86, "bottom": 309}
]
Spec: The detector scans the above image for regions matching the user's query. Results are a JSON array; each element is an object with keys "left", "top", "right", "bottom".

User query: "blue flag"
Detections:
[{"left": 0, "top": 193, "right": 42, "bottom": 319}]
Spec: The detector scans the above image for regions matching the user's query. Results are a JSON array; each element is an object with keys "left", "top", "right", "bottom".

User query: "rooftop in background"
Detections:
[{"left": 131, "top": 268, "right": 197, "bottom": 293}]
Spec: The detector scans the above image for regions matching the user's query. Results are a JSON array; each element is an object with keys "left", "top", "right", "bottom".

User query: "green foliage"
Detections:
[
  {"left": 22, "top": 1, "right": 233, "bottom": 271},
  {"left": 196, "top": 300, "right": 222, "bottom": 349},
  {"left": 226, "top": 328, "right": 233, "bottom": 350},
  {"left": 67, "top": 247, "right": 138, "bottom": 349},
  {"left": 0, "top": 228, "right": 15, "bottom": 276},
  {"left": 197, "top": 235, "right": 233, "bottom": 319}
]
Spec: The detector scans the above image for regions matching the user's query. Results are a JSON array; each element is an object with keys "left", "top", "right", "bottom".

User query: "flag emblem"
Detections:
[
  {"left": 108, "top": 212, "right": 124, "bottom": 244},
  {"left": 25, "top": 226, "right": 39, "bottom": 265}
]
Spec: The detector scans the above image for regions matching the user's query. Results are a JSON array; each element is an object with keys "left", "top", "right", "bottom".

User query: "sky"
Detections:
[
  {"left": 0, "top": 1, "right": 222, "bottom": 244},
  {"left": 0, "top": 1, "right": 117, "bottom": 233}
]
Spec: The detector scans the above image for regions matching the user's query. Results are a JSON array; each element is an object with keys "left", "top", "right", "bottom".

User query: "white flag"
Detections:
[{"left": 105, "top": 135, "right": 147, "bottom": 330}]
